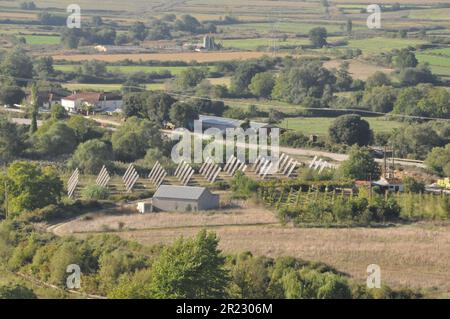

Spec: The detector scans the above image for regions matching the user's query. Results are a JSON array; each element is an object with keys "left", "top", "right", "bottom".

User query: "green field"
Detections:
[
  {"left": 417, "top": 47, "right": 450, "bottom": 77},
  {"left": 54, "top": 65, "right": 212, "bottom": 75},
  {"left": 281, "top": 116, "right": 405, "bottom": 136},
  {"left": 409, "top": 8, "right": 450, "bottom": 21},
  {"left": 63, "top": 83, "right": 165, "bottom": 91},
  {"left": 23, "top": 34, "right": 60, "bottom": 45},
  {"left": 222, "top": 36, "right": 345, "bottom": 50},
  {"left": 346, "top": 37, "right": 427, "bottom": 54},
  {"left": 226, "top": 22, "right": 346, "bottom": 34}
]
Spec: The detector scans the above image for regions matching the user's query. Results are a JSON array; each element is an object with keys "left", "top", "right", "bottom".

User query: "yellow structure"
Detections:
[{"left": 437, "top": 178, "right": 450, "bottom": 190}]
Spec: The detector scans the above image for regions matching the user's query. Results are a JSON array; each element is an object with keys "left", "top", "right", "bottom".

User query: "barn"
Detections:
[{"left": 152, "top": 185, "right": 220, "bottom": 212}]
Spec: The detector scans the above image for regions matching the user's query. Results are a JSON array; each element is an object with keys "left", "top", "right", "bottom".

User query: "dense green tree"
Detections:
[
  {"left": 362, "top": 86, "right": 397, "bottom": 113},
  {"left": 66, "top": 116, "right": 103, "bottom": 143},
  {"left": 34, "top": 56, "right": 54, "bottom": 79},
  {"left": 249, "top": 72, "right": 275, "bottom": 98},
  {"left": 231, "top": 62, "right": 265, "bottom": 96},
  {"left": 50, "top": 103, "right": 68, "bottom": 120},
  {"left": 338, "top": 146, "right": 381, "bottom": 180},
  {"left": 169, "top": 102, "right": 198, "bottom": 129},
  {"left": 129, "top": 22, "right": 148, "bottom": 41},
  {"left": 272, "top": 61, "right": 335, "bottom": 104},
  {"left": 0, "top": 85, "right": 26, "bottom": 106},
  {"left": 328, "top": 115, "right": 373, "bottom": 146},
  {"left": 334, "top": 62, "right": 353, "bottom": 92},
  {"left": 394, "top": 49, "right": 418, "bottom": 69},
  {"left": 108, "top": 268, "right": 153, "bottom": 299},
  {"left": 150, "top": 230, "right": 229, "bottom": 298},
  {"left": 398, "top": 66, "right": 436, "bottom": 86},
  {"left": 365, "top": 71, "right": 391, "bottom": 88},
  {"left": 0, "top": 47, "right": 33, "bottom": 86},
  {"left": 174, "top": 67, "right": 208, "bottom": 90},
  {"left": 0, "top": 117, "right": 25, "bottom": 164},
  {"left": 403, "top": 177, "right": 425, "bottom": 193},
  {"left": 35, "top": 121, "right": 77, "bottom": 156},
  {"left": 425, "top": 144, "right": 450, "bottom": 177},
  {"left": 69, "top": 139, "right": 113, "bottom": 174},
  {"left": 309, "top": 27, "right": 328, "bottom": 48},
  {"left": 111, "top": 117, "right": 162, "bottom": 161},
  {"left": 1, "top": 161, "right": 63, "bottom": 213},
  {"left": 0, "top": 284, "right": 36, "bottom": 299},
  {"left": 393, "top": 85, "right": 448, "bottom": 118},
  {"left": 390, "top": 124, "right": 445, "bottom": 160}
]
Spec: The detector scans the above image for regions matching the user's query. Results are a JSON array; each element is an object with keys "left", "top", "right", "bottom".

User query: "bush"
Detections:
[{"left": 82, "top": 185, "right": 110, "bottom": 200}]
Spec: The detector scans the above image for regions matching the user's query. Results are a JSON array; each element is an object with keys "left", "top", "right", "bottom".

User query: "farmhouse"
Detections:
[
  {"left": 152, "top": 185, "right": 220, "bottom": 212},
  {"left": 198, "top": 115, "right": 282, "bottom": 134},
  {"left": 373, "top": 177, "right": 405, "bottom": 192},
  {"left": 27, "top": 90, "right": 68, "bottom": 110},
  {"left": 61, "top": 92, "right": 123, "bottom": 113}
]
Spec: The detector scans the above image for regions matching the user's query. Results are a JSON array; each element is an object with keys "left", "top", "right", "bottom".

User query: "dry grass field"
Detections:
[
  {"left": 52, "top": 51, "right": 285, "bottom": 62},
  {"left": 323, "top": 59, "right": 394, "bottom": 80},
  {"left": 50, "top": 206, "right": 450, "bottom": 297}
]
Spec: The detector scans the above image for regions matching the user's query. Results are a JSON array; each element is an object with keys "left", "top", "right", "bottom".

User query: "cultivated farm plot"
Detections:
[
  {"left": 62, "top": 83, "right": 165, "bottom": 91},
  {"left": 54, "top": 65, "right": 213, "bottom": 75}
]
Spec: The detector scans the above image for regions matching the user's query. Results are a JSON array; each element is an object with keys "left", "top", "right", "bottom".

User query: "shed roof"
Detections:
[{"left": 153, "top": 185, "right": 209, "bottom": 200}]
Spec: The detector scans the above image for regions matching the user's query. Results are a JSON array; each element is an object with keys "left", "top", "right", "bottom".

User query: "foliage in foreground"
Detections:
[{"left": 0, "top": 221, "right": 421, "bottom": 299}]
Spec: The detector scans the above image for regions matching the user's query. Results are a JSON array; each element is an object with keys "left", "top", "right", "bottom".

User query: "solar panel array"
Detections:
[
  {"left": 224, "top": 155, "right": 247, "bottom": 176},
  {"left": 175, "top": 161, "right": 195, "bottom": 186},
  {"left": 67, "top": 168, "right": 79, "bottom": 198},
  {"left": 309, "top": 156, "right": 337, "bottom": 174},
  {"left": 123, "top": 164, "right": 139, "bottom": 193},
  {"left": 148, "top": 161, "right": 167, "bottom": 187},
  {"left": 96, "top": 165, "right": 111, "bottom": 187},
  {"left": 277, "top": 153, "right": 299, "bottom": 177},
  {"left": 252, "top": 156, "right": 274, "bottom": 180},
  {"left": 200, "top": 157, "right": 222, "bottom": 183}
]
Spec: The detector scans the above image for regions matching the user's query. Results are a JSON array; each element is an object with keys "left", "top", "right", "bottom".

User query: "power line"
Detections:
[{"left": 1, "top": 73, "right": 450, "bottom": 122}]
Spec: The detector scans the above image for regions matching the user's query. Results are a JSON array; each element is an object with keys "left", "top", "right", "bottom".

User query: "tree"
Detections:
[
  {"left": 1, "top": 161, "right": 63, "bottom": 214},
  {"left": 111, "top": 117, "right": 162, "bottom": 161},
  {"left": 91, "top": 16, "right": 103, "bottom": 26},
  {"left": 346, "top": 19, "right": 353, "bottom": 34},
  {"left": 398, "top": 66, "right": 436, "bottom": 86},
  {"left": 389, "top": 124, "right": 444, "bottom": 160},
  {"left": 249, "top": 72, "right": 275, "bottom": 98},
  {"left": 50, "top": 103, "right": 68, "bottom": 120},
  {"left": 67, "top": 115, "right": 103, "bottom": 143},
  {"left": 328, "top": 115, "right": 373, "bottom": 146},
  {"left": 174, "top": 67, "right": 208, "bottom": 90},
  {"left": 425, "top": 144, "right": 450, "bottom": 177},
  {"left": 231, "top": 62, "right": 265, "bottom": 96},
  {"left": 129, "top": 22, "right": 148, "bottom": 41},
  {"left": 272, "top": 61, "right": 336, "bottom": 104},
  {"left": 0, "top": 85, "right": 25, "bottom": 106},
  {"left": 403, "top": 177, "right": 425, "bottom": 193},
  {"left": 362, "top": 86, "right": 397, "bottom": 113},
  {"left": 0, "top": 47, "right": 33, "bottom": 86},
  {"left": 35, "top": 121, "right": 78, "bottom": 156},
  {"left": 169, "top": 102, "right": 198, "bottom": 129},
  {"left": 150, "top": 230, "right": 229, "bottom": 298},
  {"left": 309, "top": 27, "right": 327, "bottom": 48},
  {"left": 29, "top": 84, "right": 38, "bottom": 134},
  {"left": 69, "top": 139, "right": 113, "bottom": 174},
  {"left": 0, "top": 117, "right": 24, "bottom": 164},
  {"left": 338, "top": 146, "right": 381, "bottom": 180},
  {"left": 394, "top": 49, "right": 418, "bottom": 69},
  {"left": 365, "top": 71, "right": 391, "bottom": 88},
  {"left": 0, "top": 284, "right": 36, "bottom": 299},
  {"left": 334, "top": 62, "right": 353, "bottom": 92}
]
